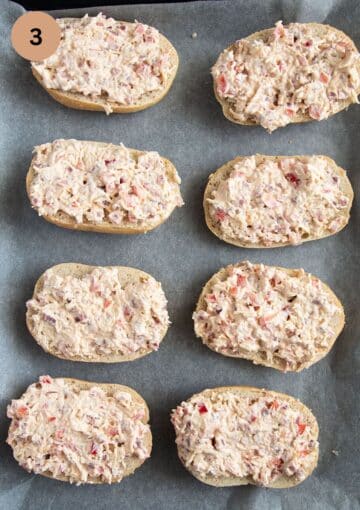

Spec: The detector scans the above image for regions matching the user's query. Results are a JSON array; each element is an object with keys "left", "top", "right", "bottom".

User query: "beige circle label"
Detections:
[{"left": 11, "top": 11, "right": 61, "bottom": 61}]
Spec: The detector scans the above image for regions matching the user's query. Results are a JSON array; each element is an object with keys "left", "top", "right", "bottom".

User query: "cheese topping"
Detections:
[
  {"left": 29, "top": 140, "right": 183, "bottom": 228},
  {"left": 193, "top": 262, "right": 341, "bottom": 371},
  {"left": 7, "top": 376, "right": 151, "bottom": 484},
  {"left": 26, "top": 267, "right": 169, "bottom": 360},
  {"left": 212, "top": 21, "right": 360, "bottom": 131},
  {"left": 171, "top": 390, "right": 318, "bottom": 486},
  {"left": 207, "top": 156, "right": 350, "bottom": 246},
  {"left": 32, "top": 14, "right": 176, "bottom": 114}
]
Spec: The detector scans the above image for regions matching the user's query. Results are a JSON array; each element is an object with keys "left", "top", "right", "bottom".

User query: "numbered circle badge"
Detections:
[{"left": 11, "top": 11, "right": 61, "bottom": 61}]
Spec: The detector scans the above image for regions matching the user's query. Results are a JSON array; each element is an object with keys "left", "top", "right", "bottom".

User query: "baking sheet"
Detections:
[{"left": 1, "top": 0, "right": 359, "bottom": 508}]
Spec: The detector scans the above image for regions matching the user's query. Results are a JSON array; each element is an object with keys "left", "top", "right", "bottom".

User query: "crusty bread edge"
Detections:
[
  {"left": 31, "top": 20, "right": 179, "bottom": 113},
  {"left": 174, "top": 385, "right": 319, "bottom": 488},
  {"left": 9, "top": 377, "right": 152, "bottom": 484},
  {"left": 203, "top": 154, "right": 354, "bottom": 248},
  {"left": 26, "top": 141, "right": 182, "bottom": 234},
  {"left": 194, "top": 262, "right": 345, "bottom": 372},
  {"left": 213, "top": 23, "right": 360, "bottom": 127},
  {"left": 26, "top": 262, "right": 169, "bottom": 363}
]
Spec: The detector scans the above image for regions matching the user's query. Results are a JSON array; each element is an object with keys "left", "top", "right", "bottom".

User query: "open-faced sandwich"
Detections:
[
  {"left": 32, "top": 14, "right": 179, "bottom": 114},
  {"left": 193, "top": 261, "right": 344, "bottom": 372},
  {"left": 204, "top": 154, "right": 353, "bottom": 248},
  {"left": 212, "top": 22, "right": 360, "bottom": 131},
  {"left": 27, "top": 139, "right": 183, "bottom": 234},
  {"left": 7, "top": 376, "right": 152, "bottom": 484},
  {"left": 26, "top": 263, "right": 170, "bottom": 362},
  {"left": 171, "top": 386, "right": 319, "bottom": 487}
]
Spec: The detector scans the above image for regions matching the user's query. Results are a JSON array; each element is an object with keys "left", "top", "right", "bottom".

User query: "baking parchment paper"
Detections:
[{"left": 0, "top": 0, "right": 359, "bottom": 508}]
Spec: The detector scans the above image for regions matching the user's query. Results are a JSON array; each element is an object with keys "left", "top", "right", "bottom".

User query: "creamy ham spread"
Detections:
[
  {"left": 171, "top": 390, "right": 318, "bottom": 486},
  {"left": 29, "top": 140, "right": 183, "bottom": 227},
  {"left": 207, "top": 156, "right": 350, "bottom": 246},
  {"left": 7, "top": 376, "right": 151, "bottom": 484},
  {"left": 212, "top": 21, "right": 360, "bottom": 131},
  {"left": 32, "top": 14, "right": 175, "bottom": 113},
  {"left": 193, "top": 262, "right": 341, "bottom": 371},
  {"left": 26, "top": 267, "right": 169, "bottom": 359}
]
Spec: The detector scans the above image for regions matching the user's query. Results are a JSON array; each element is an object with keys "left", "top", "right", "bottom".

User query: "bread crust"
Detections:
[
  {"left": 194, "top": 262, "right": 345, "bottom": 371},
  {"left": 13, "top": 377, "right": 152, "bottom": 484},
  {"left": 26, "top": 141, "right": 182, "bottom": 234},
  {"left": 26, "top": 263, "right": 169, "bottom": 362},
  {"left": 32, "top": 19, "right": 179, "bottom": 113},
  {"left": 204, "top": 154, "right": 353, "bottom": 248},
  {"left": 213, "top": 23, "right": 360, "bottom": 127},
  {"left": 176, "top": 386, "right": 319, "bottom": 488}
]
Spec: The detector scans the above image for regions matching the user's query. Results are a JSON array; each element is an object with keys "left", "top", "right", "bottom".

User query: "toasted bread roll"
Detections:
[
  {"left": 26, "top": 139, "right": 183, "bottom": 234},
  {"left": 7, "top": 376, "right": 152, "bottom": 484},
  {"left": 171, "top": 386, "right": 319, "bottom": 487},
  {"left": 212, "top": 22, "right": 360, "bottom": 131},
  {"left": 193, "top": 261, "right": 344, "bottom": 372},
  {"left": 26, "top": 263, "right": 169, "bottom": 362},
  {"left": 204, "top": 154, "right": 353, "bottom": 248},
  {"left": 31, "top": 14, "right": 179, "bottom": 114}
]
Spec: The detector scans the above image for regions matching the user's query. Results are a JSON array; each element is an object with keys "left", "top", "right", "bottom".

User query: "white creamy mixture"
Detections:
[
  {"left": 171, "top": 391, "right": 317, "bottom": 486},
  {"left": 26, "top": 267, "right": 169, "bottom": 359},
  {"left": 193, "top": 262, "right": 341, "bottom": 371},
  {"left": 7, "top": 376, "right": 151, "bottom": 484},
  {"left": 32, "top": 14, "right": 175, "bottom": 113},
  {"left": 29, "top": 140, "right": 183, "bottom": 227},
  {"left": 212, "top": 21, "right": 360, "bottom": 131},
  {"left": 207, "top": 156, "right": 350, "bottom": 246}
]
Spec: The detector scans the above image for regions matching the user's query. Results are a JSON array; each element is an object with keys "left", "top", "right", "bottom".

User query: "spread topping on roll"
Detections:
[
  {"left": 32, "top": 14, "right": 176, "bottom": 114},
  {"left": 7, "top": 376, "right": 151, "bottom": 484},
  {"left": 171, "top": 390, "right": 318, "bottom": 486},
  {"left": 212, "top": 21, "right": 360, "bottom": 131},
  {"left": 193, "top": 261, "right": 342, "bottom": 371},
  {"left": 26, "top": 267, "right": 169, "bottom": 359},
  {"left": 207, "top": 156, "right": 350, "bottom": 246},
  {"left": 29, "top": 140, "right": 183, "bottom": 227}
]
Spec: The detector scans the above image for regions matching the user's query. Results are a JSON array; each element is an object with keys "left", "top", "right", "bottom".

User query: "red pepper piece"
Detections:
[
  {"left": 17, "top": 406, "right": 28, "bottom": 418},
  {"left": 90, "top": 443, "right": 98, "bottom": 455},
  {"left": 217, "top": 74, "right": 228, "bottom": 94},
  {"left": 285, "top": 173, "right": 300, "bottom": 187},
  {"left": 230, "top": 286, "right": 238, "bottom": 296},
  {"left": 135, "top": 23, "right": 145, "bottom": 35},
  {"left": 273, "top": 457, "right": 284, "bottom": 468},
  {"left": 207, "top": 294, "right": 216, "bottom": 303},
  {"left": 309, "top": 105, "right": 322, "bottom": 120},
  {"left": 123, "top": 306, "right": 132, "bottom": 319},
  {"left": 273, "top": 23, "right": 285, "bottom": 39},
  {"left": 103, "top": 299, "right": 112, "bottom": 309},
  {"left": 237, "top": 275, "right": 247, "bottom": 287},
  {"left": 258, "top": 317, "right": 267, "bottom": 328},
  {"left": 108, "top": 427, "right": 118, "bottom": 437},
  {"left": 104, "top": 159, "right": 115, "bottom": 166},
  {"left": 320, "top": 72, "right": 329, "bottom": 84},
  {"left": 266, "top": 400, "right": 279, "bottom": 410},
  {"left": 198, "top": 404, "right": 208, "bottom": 414},
  {"left": 215, "top": 209, "right": 227, "bottom": 222},
  {"left": 40, "top": 375, "right": 52, "bottom": 384},
  {"left": 296, "top": 417, "right": 306, "bottom": 435},
  {"left": 270, "top": 277, "right": 276, "bottom": 287}
]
